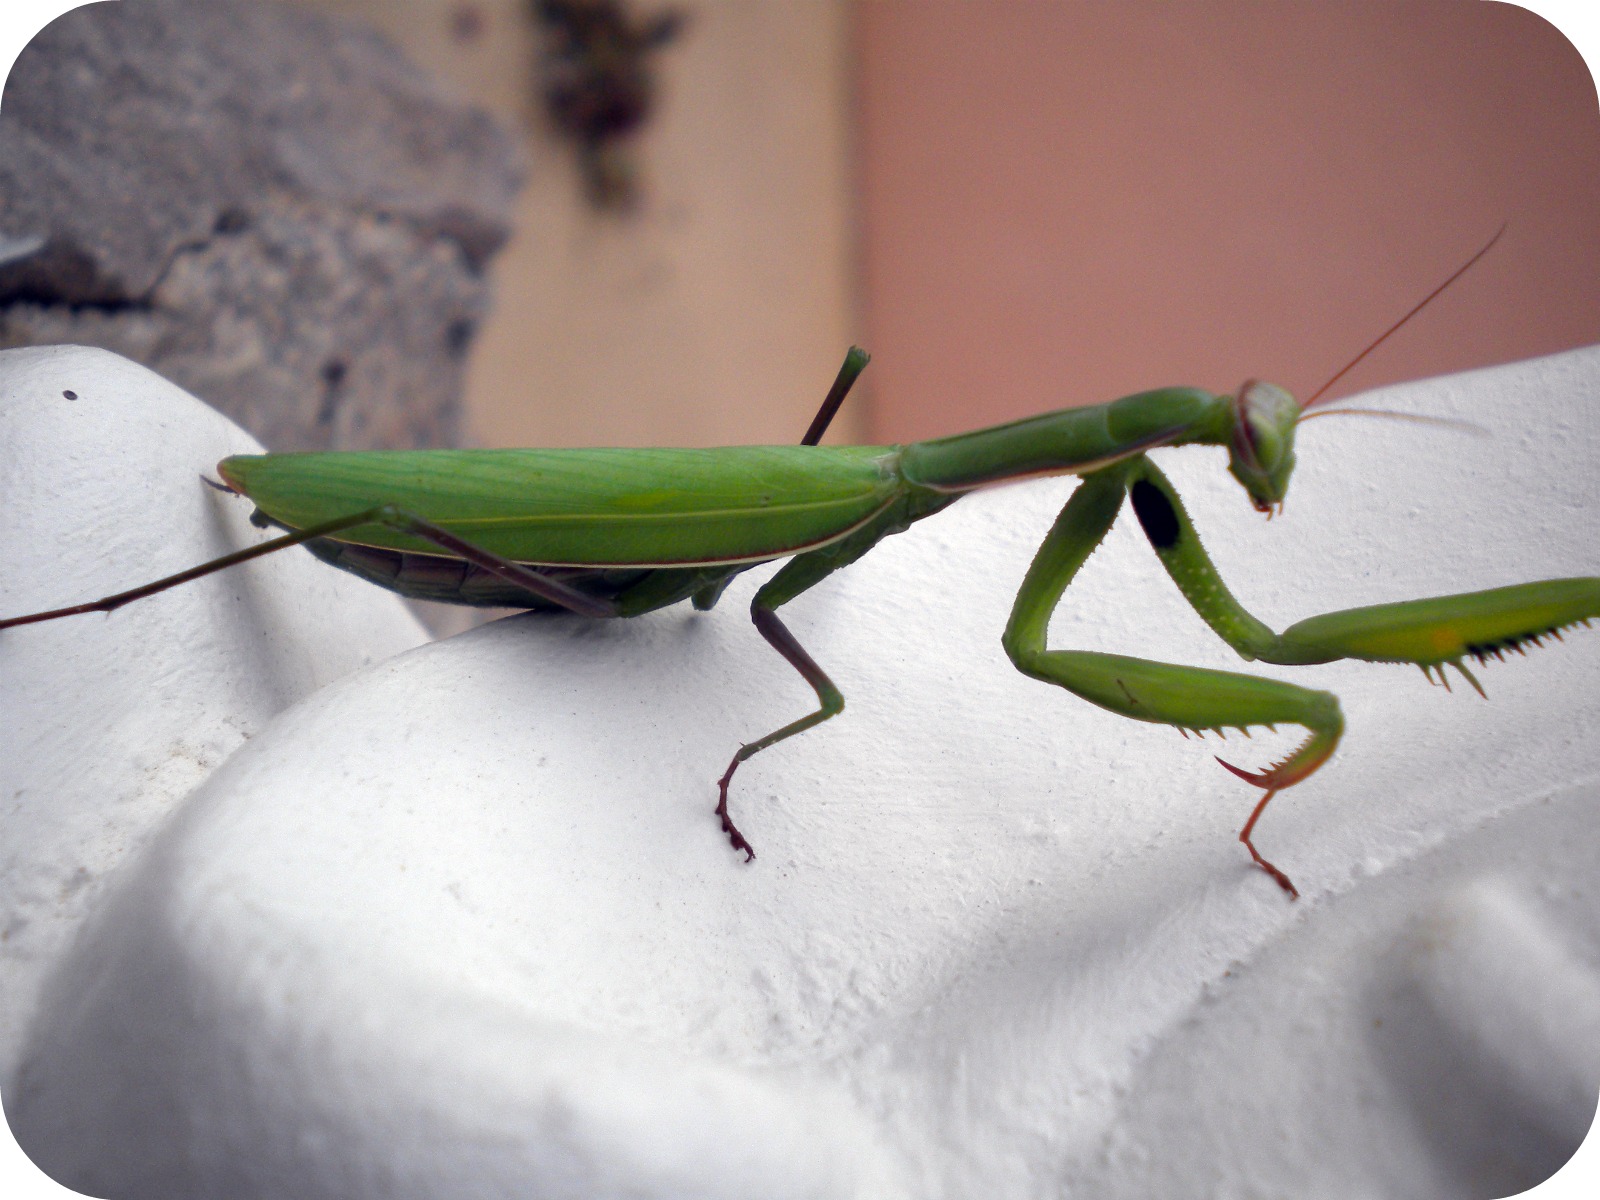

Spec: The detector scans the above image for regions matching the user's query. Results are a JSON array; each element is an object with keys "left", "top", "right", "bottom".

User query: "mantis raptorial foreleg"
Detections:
[
  {"left": 1000, "top": 462, "right": 1343, "bottom": 895},
  {"left": 1126, "top": 457, "right": 1600, "bottom": 707},
  {"left": 1005, "top": 455, "right": 1600, "bottom": 896}
]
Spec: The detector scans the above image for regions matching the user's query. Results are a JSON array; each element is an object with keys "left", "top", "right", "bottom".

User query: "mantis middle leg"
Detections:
[{"left": 712, "top": 541, "right": 878, "bottom": 861}]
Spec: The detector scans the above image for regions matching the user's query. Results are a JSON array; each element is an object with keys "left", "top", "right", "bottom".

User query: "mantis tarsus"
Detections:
[{"left": 4, "top": 232, "right": 1597, "bottom": 897}]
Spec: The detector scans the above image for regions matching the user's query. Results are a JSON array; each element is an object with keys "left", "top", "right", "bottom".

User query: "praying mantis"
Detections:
[{"left": 4, "top": 232, "right": 1597, "bottom": 897}]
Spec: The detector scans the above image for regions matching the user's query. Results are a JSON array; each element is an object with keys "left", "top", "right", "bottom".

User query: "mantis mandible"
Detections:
[{"left": 4, "top": 231, "right": 1597, "bottom": 897}]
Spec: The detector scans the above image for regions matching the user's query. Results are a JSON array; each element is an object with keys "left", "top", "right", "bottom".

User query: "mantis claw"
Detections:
[
  {"left": 1213, "top": 717, "right": 1340, "bottom": 793},
  {"left": 1211, "top": 715, "right": 1342, "bottom": 897},
  {"left": 1215, "top": 754, "right": 1273, "bottom": 788}
]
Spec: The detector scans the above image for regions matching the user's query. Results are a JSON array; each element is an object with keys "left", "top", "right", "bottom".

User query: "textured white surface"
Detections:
[
  {"left": 2, "top": 346, "right": 1598, "bottom": 1198},
  {"left": 0, "top": 346, "right": 430, "bottom": 1080}
]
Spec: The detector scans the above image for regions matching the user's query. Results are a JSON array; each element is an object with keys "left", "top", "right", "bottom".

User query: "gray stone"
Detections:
[{"left": 0, "top": 0, "right": 526, "bottom": 450}]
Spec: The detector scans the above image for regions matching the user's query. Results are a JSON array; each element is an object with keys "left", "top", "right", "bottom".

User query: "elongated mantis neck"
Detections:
[{"left": 899, "top": 387, "right": 1234, "bottom": 492}]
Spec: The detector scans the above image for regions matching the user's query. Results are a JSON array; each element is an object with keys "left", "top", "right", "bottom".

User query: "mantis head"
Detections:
[
  {"left": 1224, "top": 225, "right": 1505, "bottom": 518},
  {"left": 1226, "top": 380, "right": 1299, "bottom": 515},
  {"left": 1225, "top": 224, "right": 1507, "bottom": 520}
]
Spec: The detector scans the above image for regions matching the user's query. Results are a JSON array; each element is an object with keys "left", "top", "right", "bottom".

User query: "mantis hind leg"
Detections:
[
  {"left": 1001, "top": 465, "right": 1343, "bottom": 897},
  {"left": 0, "top": 503, "right": 619, "bottom": 628}
]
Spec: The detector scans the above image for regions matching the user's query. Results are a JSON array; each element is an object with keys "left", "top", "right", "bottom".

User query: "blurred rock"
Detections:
[{"left": 0, "top": 0, "right": 525, "bottom": 450}]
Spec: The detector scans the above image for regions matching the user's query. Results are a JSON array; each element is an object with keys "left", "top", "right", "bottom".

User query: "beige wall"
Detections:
[
  {"left": 856, "top": 1, "right": 1600, "bottom": 441},
  {"left": 298, "top": 0, "right": 862, "bottom": 449}
]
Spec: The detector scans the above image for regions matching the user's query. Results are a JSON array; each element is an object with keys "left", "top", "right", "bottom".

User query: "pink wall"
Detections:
[{"left": 856, "top": 1, "right": 1600, "bottom": 441}]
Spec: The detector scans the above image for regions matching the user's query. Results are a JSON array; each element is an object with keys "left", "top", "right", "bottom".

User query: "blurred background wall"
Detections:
[
  {"left": 9, "top": 1, "right": 1599, "bottom": 449},
  {"left": 295, "top": 0, "right": 864, "bottom": 448},
  {"left": 856, "top": 1, "right": 1600, "bottom": 440},
  {"left": 293, "top": 0, "right": 1599, "bottom": 448}
]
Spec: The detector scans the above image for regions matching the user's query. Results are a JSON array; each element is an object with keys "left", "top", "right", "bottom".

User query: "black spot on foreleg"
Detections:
[{"left": 1130, "top": 479, "right": 1180, "bottom": 549}]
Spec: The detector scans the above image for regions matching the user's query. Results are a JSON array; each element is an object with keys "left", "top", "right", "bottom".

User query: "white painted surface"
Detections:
[
  {"left": 0, "top": 347, "right": 429, "bottom": 1089},
  {"left": 1, "top": 344, "right": 1597, "bottom": 1197}
]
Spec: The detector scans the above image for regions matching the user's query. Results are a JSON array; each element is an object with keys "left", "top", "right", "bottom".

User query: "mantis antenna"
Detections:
[
  {"left": 1294, "top": 408, "right": 1488, "bottom": 436},
  {"left": 1301, "top": 223, "right": 1507, "bottom": 412}
]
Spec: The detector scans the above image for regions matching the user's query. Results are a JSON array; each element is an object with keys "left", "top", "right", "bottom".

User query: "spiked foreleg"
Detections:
[
  {"left": 1120, "top": 459, "right": 1600, "bottom": 891},
  {"left": 1125, "top": 458, "right": 1600, "bottom": 695},
  {"left": 1275, "top": 579, "right": 1600, "bottom": 693},
  {"left": 1002, "top": 464, "right": 1344, "bottom": 896}
]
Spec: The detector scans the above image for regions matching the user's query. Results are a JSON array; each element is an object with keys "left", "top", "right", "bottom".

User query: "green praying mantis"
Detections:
[{"left": 4, "top": 231, "right": 1597, "bottom": 897}]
